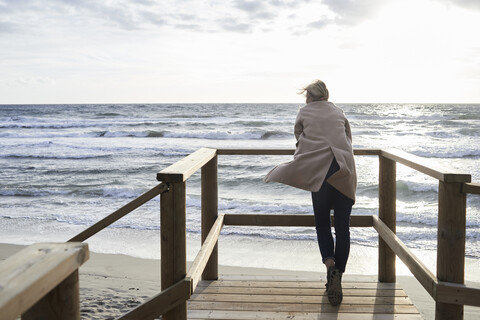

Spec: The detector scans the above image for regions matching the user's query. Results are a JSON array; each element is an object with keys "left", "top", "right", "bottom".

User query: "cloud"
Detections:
[
  {"left": 233, "top": 0, "right": 277, "bottom": 21},
  {"left": 445, "top": 0, "right": 480, "bottom": 10},
  {"left": 0, "top": 21, "right": 22, "bottom": 33},
  {"left": 2, "top": 76, "right": 55, "bottom": 87},
  {"left": 174, "top": 23, "right": 205, "bottom": 32},
  {"left": 319, "top": 0, "right": 480, "bottom": 29},
  {"left": 268, "top": 0, "right": 310, "bottom": 9},
  {"left": 307, "top": 18, "right": 332, "bottom": 30},
  {"left": 234, "top": 0, "right": 266, "bottom": 13},
  {"left": 139, "top": 10, "right": 168, "bottom": 27},
  {"left": 0, "top": 0, "right": 325, "bottom": 36},
  {"left": 2, "top": 0, "right": 478, "bottom": 40},
  {"left": 217, "top": 18, "right": 252, "bottom": 33},
  {"left": 0, "top": 0, "right": 254, "bottom": 34},
  {"left": 321, "top": 0, "right": 393, "bottom": 26}
]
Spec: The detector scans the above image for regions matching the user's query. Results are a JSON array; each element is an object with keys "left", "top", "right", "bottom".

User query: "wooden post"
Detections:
[
  {"left": 161, "top": 182, "right": 187, "bottom": 320},
  {"left": 201, "top": 155, "right": 218, "bottom": 280},
  {"left": 378, "top": 155, "right": 396, "bottom": 283},
  {"left": 22, "top": 270, "right": 80, "bottom": 320},
  {"left": 436, "top": 181, "right": 466, "bottom": 320}
]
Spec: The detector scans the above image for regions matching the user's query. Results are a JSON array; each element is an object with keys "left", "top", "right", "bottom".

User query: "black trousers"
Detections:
[{"left": 311, "top": 158, "right": 354, "bottom": 273}]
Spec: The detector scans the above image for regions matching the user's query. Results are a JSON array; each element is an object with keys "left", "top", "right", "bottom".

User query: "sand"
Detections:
[{"left": 1, "top": 243, "right": 478, "bottom": 320}]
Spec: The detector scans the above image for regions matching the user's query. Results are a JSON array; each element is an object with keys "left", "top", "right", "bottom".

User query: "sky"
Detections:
[{"left": 1, "top": 0, "right": 480, "bottom": 104}]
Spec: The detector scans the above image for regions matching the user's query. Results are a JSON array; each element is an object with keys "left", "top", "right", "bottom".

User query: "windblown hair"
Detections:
[{"left": 300, "top": 79, "right": 329, "bottom": 101}]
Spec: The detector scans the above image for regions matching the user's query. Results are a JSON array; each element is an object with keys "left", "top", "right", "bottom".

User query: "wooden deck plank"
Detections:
[
  {"left": 188, "top": 301, "right": 419, "bottom": 314},
  {"left": 197, "top": 280, "right": 402, "bottom": 290},
  {"left": 190, "top": 293, "right": 413, "bottom": 305},
  {"left": 194, "top": 286, "right": 408, "bottom": 297},
  {"left": 189, "top": 278, "right": 422, "bottom": 319},
  {"left": 188, "top": 310, "right": 423, "bottom": 319},
  {"left": 219, "top": 273, "right": 379, "bottom": 282}
]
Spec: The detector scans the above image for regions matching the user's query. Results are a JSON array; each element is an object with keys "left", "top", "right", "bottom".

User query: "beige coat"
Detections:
[{"left": 264, "top": 101, "right": 357, "bottom": 202}]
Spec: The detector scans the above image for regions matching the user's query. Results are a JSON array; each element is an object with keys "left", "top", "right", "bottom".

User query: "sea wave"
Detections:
[
  {"left": 457, "top": 127, "right": 480, "bottom": 136},
  {"left": 162, "top": 130, "right": 290, "bottom": 140},
  {"left": 0, "top": 153, "right": 112, "bottom": 160},
  {"left": 412, "top": 149, "right": 480, "bottom": 158},
  {"left": 12, "top": 129, "right": 293, "bottom": 140},
  {"left": 397, "top": 180, "right": 437, "bottom": 194},
  {"left": 1, "top": 103, "right": 480, "bottom": 260},
  {"left": 0, "top": 188, "right": 71, "bottom": 197}
]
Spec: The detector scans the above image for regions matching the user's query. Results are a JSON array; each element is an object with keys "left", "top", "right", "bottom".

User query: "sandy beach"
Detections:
[{"left": 1, "top": 242, "right": 478, "bottom": 319}]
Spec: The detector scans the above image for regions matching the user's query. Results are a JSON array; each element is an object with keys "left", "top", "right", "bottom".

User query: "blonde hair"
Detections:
[{"left": 300, "top": 79, "right": 329, "bottom": 101}]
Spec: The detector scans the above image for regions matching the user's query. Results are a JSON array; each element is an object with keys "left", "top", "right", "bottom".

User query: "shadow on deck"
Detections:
[{"left": 187, "top": 275, "right": 422, "bottom": 320}]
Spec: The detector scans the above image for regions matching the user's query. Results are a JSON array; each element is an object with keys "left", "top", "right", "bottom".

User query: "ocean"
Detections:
[{"left": 1, "top": 103, "right": 479, "bottom": 278}]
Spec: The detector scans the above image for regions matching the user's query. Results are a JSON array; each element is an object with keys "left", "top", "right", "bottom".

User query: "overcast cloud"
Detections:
[{"left": 1, "top": 0, "right": 480, "bottom": 34}]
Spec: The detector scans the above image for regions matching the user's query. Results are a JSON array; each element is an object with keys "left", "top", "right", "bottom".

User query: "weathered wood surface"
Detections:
[
  {"left": 201, "top": 155, "right": 219, "bottom": 281},
  {"left": 463, "top": 182, "right": 480, "bottom": 195},
  {"left": 381, "top": 149, "right": 471, "bottom": 183},
  {"left": 0, "top": 242, "right": 89, "bottom": 320},
  {"left": 157, "top": 148, "right": 217, "bottom": 182},
  {"left": 378, "top": 155, "right": 396, "bottom": 283},
  {"left": 217, "top": 149, "right": 294, "bottom": 155},
  {"left": 373, "top": 215, "right": 437, "bottom": 298},
  {"left": 187, "top": 279, "right": 422, "bottom": 319},
  {"left": 161, "top": 181, "right": 187, "bottom": 319},
  {"left": 216, "top": 148, "right": 382, "bottom": 156},
  {"left": 188, "top": 310, "right": 422, "bottom": 319},
  {"left": 435, "top": 281, "right": 480, "bottom": 307},
  {"left": 436, "top": 181, "right": 467, "bottom": 319},
  {"left": 224, "top": 214, "right": 373, "bottom": 227},
  {"left": 22, "top": 270, "right": 80, "bottom": 320},
  {"left": 187, "top": 214, "right": 224, "bottom": 292}
]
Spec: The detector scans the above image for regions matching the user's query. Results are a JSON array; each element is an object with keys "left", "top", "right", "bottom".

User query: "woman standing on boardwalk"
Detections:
[{"left": 264, "top": 79, "right": 357, "bottom": 306}]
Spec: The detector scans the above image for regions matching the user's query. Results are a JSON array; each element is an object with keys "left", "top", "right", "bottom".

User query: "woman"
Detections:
[{"left": 264, "top": 79, "right": 357, "bottom": 306}]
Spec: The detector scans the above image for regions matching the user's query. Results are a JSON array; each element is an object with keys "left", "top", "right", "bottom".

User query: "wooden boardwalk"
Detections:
[{"left": 187, "top": 276, "right": 423, "bottom": 319}]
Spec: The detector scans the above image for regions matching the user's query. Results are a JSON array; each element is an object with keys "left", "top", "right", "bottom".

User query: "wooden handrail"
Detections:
[
  {"left": 463, "top": 182, "right": 480, "bottom": 195},
  {"left": 372, "top": 216, "right": 437, "bottom": 296},
  {"left": 187, "top": 214, "right": 225, "bottom": 292},
  {"left": 5, "top": 148, "right": 477, "bottom": 320},
  {"left": 372, "top": 215, "right": 480, "bottom": 307},
  {"left": 217, "top": 149, "right": 294, "bottom": 155},
  {"left": 60, "top": 146, "right": 478, "bottom": 320},
  {"left": 223, "top": 214, "right": 373, "bottom": 227},
  {"left": 217, "top": 147, "right": 472, "bottom": 183},
  {"left": 216, "top": 148, "right": 382, "bottom": 156},
  {"left": 435, "top": 281, "right": 480, "bottom": 307},
  {"left": 116, "top": 279, "right": 191, "bottom": 320},
  {"left": 157, "top": 148, "right": 217, "bottom": 182},
  {"left": 0, "top": 243, "right": 89, "bottom": 320},
  {"left": 68, "top": 183, "right": 168, "bottom": 242},
  {"left": 381, "top": 148, "right": 471, "bottom": 183}
]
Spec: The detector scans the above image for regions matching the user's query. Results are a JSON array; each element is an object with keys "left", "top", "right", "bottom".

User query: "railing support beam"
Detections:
[
  {"left": 22, "top": 270, "right": 80, "bottom": 320},
  {"left": 436, "top": 181, "right": 466, "bottom": 320},
  {"left": 201, "top": 155, "right": 218, "bottom": 281},
  {"left": 160, "top": 182, "right": 187, "bottom": 320},
  {"left": 378, "top": 155, "right": 396, "bottom": 283}
]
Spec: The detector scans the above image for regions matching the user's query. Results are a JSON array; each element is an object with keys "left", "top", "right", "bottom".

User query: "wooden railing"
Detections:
[
  {"left": 0, "top": 242, "right": 89, "bottom": 320},
  {"left": 123, "top": 147, "right": 477, "bottom": 320},
  {"left": 3, "top": 147, "right": 477, "bottom": 319}
]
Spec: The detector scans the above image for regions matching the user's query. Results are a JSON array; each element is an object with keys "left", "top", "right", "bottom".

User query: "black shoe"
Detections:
[{"left": 327, "top": 266, "right": 343, "bottom": 306}]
